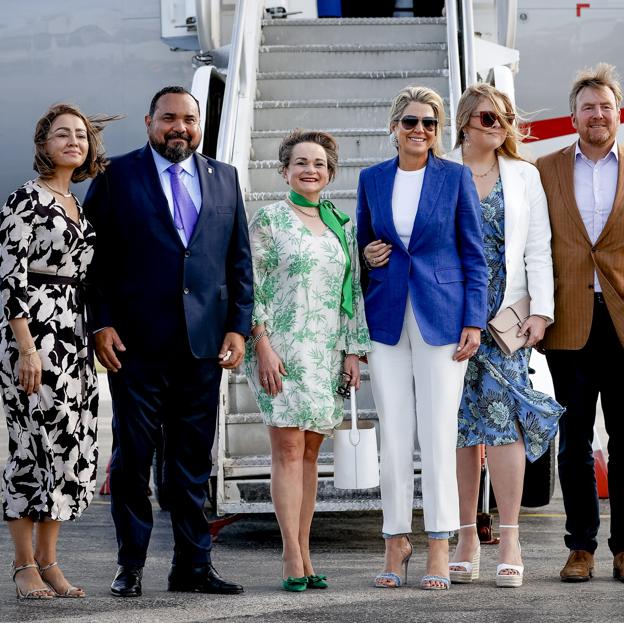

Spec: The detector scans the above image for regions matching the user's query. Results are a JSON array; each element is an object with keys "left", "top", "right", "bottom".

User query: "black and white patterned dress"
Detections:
[{"left": 0, "top": 180, "right": 98, "bottom": 521}]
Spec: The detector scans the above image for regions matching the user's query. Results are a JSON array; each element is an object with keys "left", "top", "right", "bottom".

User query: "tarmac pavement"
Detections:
[{"left": 0, "top": 366, "right": 621, "bottom": 623}]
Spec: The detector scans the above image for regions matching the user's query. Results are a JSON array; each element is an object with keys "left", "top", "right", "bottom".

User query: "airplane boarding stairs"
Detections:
[{"left": 217, "top": 16, "right": 457, "bottom": 515}]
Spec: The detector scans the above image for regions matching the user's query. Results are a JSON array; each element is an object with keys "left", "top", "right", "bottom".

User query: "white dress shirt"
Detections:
[
  {"left": 150, "top": 146, "right": 202, "bottom": 246},
  {"left": 574, "top": 141, "right": 619, "bottom": 292},
  {"left": 391, "top": 166, "right": 426, "bottom": 248}
]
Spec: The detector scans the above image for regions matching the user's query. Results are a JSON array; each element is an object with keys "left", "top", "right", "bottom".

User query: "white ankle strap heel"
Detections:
[
  {"left": 449, "top": 523, "right": 480, "bottom": 584},
  {"left": 496, "top": 525, "right": 523, "bottom": 587}
]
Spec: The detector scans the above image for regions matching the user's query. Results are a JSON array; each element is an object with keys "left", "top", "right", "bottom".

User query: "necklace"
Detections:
[
  {"left": 40, "top": 179, "right": 72, "bottom": 198},
  {"left": 287, "top": 198, "right": 320, "bottom": 219},
  {"left": 471, "top": 160, "right": 498, "bottom": 179}
]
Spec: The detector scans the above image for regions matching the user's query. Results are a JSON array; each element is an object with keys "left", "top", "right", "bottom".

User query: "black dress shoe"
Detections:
[
  {"left": 111, "top": 565, "right": 143, "bottom": 597},
  {"left": 168, "top": 562, "right": 244, "bottom": 594}
]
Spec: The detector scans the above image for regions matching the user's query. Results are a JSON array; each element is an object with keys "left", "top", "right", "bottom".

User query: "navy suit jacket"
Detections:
[
  {"left": 84, "top": 144, "right": 253, "bottom": 359},
  {"left": 356, "top": 153, "right": 487, "bottom": 346}
]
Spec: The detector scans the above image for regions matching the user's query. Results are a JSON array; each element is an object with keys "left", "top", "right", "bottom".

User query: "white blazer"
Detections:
[{"left": 446, "top": 148, "right": 555, "bottom": 320}]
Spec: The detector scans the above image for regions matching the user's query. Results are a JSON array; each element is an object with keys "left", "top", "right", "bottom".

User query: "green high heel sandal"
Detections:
[
  {"left": 306, "top": 574, "right": 328, "bottom": 589},
  {"left": 282, "top": 576, "right": 308, "bottom": 592}
]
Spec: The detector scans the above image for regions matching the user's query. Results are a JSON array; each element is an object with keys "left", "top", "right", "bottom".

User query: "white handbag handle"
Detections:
[{"left": 349, "top": 389, "right": 360, "bottom": 446}]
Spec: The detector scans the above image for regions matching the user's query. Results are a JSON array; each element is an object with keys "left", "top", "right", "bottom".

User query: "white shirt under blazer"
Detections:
[{"left": 446, "top": 148, "right": 555, "bottom": 321}]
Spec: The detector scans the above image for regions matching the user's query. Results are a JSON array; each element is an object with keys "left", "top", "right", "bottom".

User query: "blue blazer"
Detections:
[
  {"left": 356, "top": 153, "right": 487, "bottom": 346},
  {"left": 84, "top": 145, "right": 253, "bottom": 359}
]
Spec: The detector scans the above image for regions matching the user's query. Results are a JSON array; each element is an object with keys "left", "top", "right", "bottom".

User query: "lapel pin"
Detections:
[{"left": 207, "top": 167, "right": 213, "bottom": 174}]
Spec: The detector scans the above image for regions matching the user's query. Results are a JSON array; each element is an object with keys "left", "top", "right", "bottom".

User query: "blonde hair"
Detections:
[
  {"left": 388, "top": 86, "right": 445, "bottom": 157},
  {"left": 569, "top": 63, "right": 622, "bottom": 113},
  {"left": 454, "top": 83, "right": 527, "bottom": 161}
]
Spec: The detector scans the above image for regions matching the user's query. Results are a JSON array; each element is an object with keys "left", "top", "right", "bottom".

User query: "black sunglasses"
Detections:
[
  {"left": 336, "top": 372, "right": 352, "bottom": 398},
  {"left": 398, "top": 115, "right": 438, "bottom": 132},
  {"left": 474, "top": 110, "right": 516, "bottom": 128}
]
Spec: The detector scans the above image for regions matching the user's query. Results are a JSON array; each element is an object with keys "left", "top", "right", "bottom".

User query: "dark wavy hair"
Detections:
[
  {"left": 33, "top": 103, "right": 121, "bottom": 182},
  {"left": 277, "top": 129, "right": 339, "bottom": 182}
]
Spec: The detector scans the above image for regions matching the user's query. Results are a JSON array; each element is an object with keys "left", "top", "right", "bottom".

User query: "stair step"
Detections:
[
  {"left": 223, "top": 452, "right": 422, "bottom": 478},
  {"left": 253, "top": 97, "right": 449, "bottom": 131},
  {"left": 253, "top": 98, "right": 395, "bottom": 131},
  {"left": 219, "top": 475, "right": 424, "bottom": 514},
  {"left": 256, "top": 69, "right": 449, "bottom": 100},
  {"left": 259, "top": 42, "right": 447, "bottom": 72},
  {"left": 250, "top": 129, "right": 395, "bottom": 161},
  {"left": 261, "top": 17, "right": 446, "bottom": 46},
  {"left": 224, "top": 408, "right": 381, "bottom": 457}
]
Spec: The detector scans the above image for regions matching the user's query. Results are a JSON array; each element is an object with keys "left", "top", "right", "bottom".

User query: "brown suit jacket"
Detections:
[{"left": 536, "top": 143, "right": 624, "bottom": 349}]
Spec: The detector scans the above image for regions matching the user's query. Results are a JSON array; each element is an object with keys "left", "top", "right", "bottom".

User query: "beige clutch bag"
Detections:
[{"left": 487, "top": 295, "right": 531, "bottom": 355}]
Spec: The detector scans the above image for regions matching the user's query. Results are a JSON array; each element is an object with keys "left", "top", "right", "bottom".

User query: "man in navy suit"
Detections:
[{"left": 84, "top": 86, "right": 253, "bottom": 597}]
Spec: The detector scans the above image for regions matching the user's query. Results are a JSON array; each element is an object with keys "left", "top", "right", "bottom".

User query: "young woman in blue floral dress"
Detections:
[{"left": 447, "top": 84, "right": 564, "bottom": 588}]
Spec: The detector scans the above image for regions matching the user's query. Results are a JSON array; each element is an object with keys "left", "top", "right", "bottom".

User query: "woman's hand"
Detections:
[
  {"left": 256, "top": 340, "right": 287, "bottom": 397},
  {"left": 519, "top": 315, "right": 548, "bottom": 348},
  {"left": 364, "top": 240, "right": 392, "bottom": 268},
  {"left": 18, "top": 351, "right": 42, "bottom": 395},
  {"left": 453, "top": 327, "right": 481, "bottom": 362},
  {"left": 344, "top": 354, "right": 361, "bottom": 390}
]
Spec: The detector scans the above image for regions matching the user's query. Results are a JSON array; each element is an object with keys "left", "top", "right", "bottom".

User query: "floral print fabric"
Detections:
[
  {"left": 457, "top": 178, "right": 563, "bottom": 462},
  {"left": 245, "top": 201, "right": 371, "bottom": 434},
  {"left": 0, "top": 181, "right": 98, "bottom": 520}
]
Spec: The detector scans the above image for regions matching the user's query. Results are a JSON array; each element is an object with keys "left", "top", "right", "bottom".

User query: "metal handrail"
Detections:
[
  {"left": 445, "top": 0, "right": 463, "bottom": 147},
  {"left": 214, "top": 0, "right": 264, "bottom": 515},
  {"left": 215, "top": 0, "right": 247, "bottom": 164},
  {"left": 461, "top": 0, "right": 477, "bottom": 86}
]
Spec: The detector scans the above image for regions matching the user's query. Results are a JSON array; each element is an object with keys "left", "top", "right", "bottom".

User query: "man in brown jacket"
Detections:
[{"left": 536, "top": 64, "right": 624, "bottom": 583}]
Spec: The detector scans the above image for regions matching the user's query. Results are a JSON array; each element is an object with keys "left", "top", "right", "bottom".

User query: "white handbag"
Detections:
[{"left": 333, "top": 389, "right": 380, "bottom": 490}]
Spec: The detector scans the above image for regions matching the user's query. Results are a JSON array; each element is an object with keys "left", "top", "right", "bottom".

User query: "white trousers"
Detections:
[{"left": 368, "top": 300, "right": 467, "bottom": 534}]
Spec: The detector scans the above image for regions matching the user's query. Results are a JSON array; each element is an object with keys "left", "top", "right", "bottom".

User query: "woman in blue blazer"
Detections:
[{"left": 356, "top": 86, "right": 487, "bottom": 590}]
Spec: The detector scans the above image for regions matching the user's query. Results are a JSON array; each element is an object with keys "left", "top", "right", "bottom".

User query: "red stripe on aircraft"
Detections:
[{"left": 523, "top": 109, "right": 624, "bottom": 142}]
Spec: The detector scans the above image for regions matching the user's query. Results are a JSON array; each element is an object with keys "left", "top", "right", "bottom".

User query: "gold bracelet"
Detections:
[{"left": 19, "top": 345, "right": 37, "bottom": 356}]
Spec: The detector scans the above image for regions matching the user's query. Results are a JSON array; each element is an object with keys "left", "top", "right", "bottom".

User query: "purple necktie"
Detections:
[{"left": 168, "top": 163, "right": 199, "bottom": 242}]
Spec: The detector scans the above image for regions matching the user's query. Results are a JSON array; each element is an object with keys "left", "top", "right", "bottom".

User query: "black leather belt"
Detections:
[
  {"left": 28, "top": 272, "right": 81, "bottom": 287},
  {"left": 27, "top": 272, "right": 88, "bottom": 306}
]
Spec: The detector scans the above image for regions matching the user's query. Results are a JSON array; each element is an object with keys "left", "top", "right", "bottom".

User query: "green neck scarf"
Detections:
[{"left": 289, "top": 190, "right": 353, "bottom": 319}]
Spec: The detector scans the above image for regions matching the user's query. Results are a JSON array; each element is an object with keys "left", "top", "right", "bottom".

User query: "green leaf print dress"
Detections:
[{"left": 245, "top": 201, "right": 371, "bottom": 435}]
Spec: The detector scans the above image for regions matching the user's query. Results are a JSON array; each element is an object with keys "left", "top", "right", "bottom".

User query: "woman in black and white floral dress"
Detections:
[{"left": 0, "top": 104, "right": 117, "bottom": 599}]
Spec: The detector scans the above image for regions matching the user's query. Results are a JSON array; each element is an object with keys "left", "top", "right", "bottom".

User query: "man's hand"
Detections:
[
  {"left": 219, "top": 332, "right": 245, "bottom": 369},
  {"left": 95, "top": 327, "right": 126, "bottom": 372},
  {"left": 452, "top": 326, "right": 481, "bottom": 362}
]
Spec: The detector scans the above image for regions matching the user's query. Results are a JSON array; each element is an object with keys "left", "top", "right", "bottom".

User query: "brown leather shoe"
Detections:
[
  {"left": 614, "top": 552, "right": 624, "bottom": 582},
  {"left": 560, "top": 550, "right": 594, "bottom": 582}
]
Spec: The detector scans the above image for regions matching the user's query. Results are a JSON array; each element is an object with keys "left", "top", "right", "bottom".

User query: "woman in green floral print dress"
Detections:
[{"left": 245, "top": 130, "right": 371, "bottom": 591}]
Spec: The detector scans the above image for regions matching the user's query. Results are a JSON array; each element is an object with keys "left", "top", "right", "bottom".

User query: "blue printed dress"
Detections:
[{"left": 457, "top": 178, "right": 564, "bottom": 462}]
